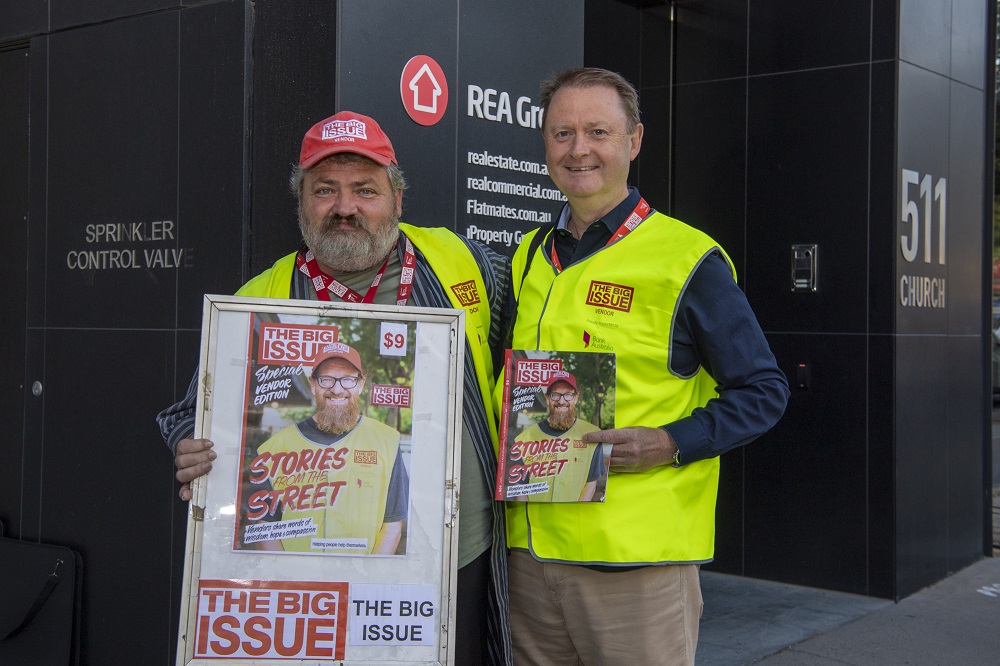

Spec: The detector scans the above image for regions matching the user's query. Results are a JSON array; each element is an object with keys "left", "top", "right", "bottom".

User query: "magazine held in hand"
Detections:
[{"left": 495, "top": 349, "right": 616, "bottom": 502}]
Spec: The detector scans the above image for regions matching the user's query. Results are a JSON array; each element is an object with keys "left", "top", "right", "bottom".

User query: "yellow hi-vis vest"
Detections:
[
  {"left": 255, "top": 417, "right": 399, "bottom": 553},
  {"left": 236, "top": 223, "right": 498, "bottom": 447},
  {"left": 506, "top": 211, "right": 735, "bottom": 565}
]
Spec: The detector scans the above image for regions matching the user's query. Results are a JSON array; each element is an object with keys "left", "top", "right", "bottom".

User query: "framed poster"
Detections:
[{"left": 176, "top": 295, "right": 465, "bottom": 665}]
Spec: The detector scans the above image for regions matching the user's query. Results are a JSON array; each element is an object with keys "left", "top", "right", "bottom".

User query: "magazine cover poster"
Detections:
[
  {"left": 233, "top": 313, "right": 416, "bottom": 556},
  {"left": 495, "top": 349, "right": 615, "bottom": 502}
]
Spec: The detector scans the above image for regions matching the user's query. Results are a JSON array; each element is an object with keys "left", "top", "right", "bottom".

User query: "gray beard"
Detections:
[{"left": 300, "top": 211, "right": 399, "bottom": 273}]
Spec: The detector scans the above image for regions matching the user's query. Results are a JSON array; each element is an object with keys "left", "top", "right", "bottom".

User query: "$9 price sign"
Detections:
[{"left": 380, "top": 322, "right": 408, "bottom": 357}]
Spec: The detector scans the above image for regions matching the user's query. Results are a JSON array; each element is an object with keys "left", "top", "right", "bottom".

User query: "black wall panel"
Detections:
[
  {"left": 636, "top": 83, "right": 673, "bottom": 216},
  {"left": 866, "top": 332, "right": 896, "bottom": 599},
  {"left": 44, "top": 13, "right": 179, "bottom": 330},
  {"left": 710, "top": 446, "right": 745, "bottom": 573},
  {"left": 952, "top": 0, "right": 989, "bottom": 88},
  {"left": 26, "top": 40, "right": 48, "bottom": 331},
  {"left": 584, "top": 0, "right": 641, "bottom": 90},
  {"left": 21, "top": 39, "right": 50, "bottom": 544},
  {"left": 743, "top": 333, "right": 870, "bottom": 593},
  {"left": 176, "top": 0, "right": 248, "bottom": 328},
  {"left": 947, "top": 336, "right": 987, "bottom": 568},
  {"left": 895, "top": 333, "right": 950, "bottom": 596},
  {"left": 19, "top": 331, "right": 46, "bottom": 541},
  {"left": 637, "top": 8, "right": 673, "bottom": 215},
  {"left": 671, "top": 78, "right": 747, "bottom": 280},
  {"left": 748, "top": 1, "right": 874, "bottom": 75},
  {"left": 40, "top": 329, "right": 179, "bottom": 660},
  {"left": 900, "top": 0, "right": 953, "bottom": 75},
  {"left": 673, "top": 0, "right": 747, "bottom": 85},
  {"left": 50, "top": 0, "right": 178, "bottom": 32},
  {"left": 0, "top": 49, "right": 29, "bottom": 538},
  {"left": 893, "top": 0, "right": 989, "bottom": 592},
  {"left": 746, "top": 66, "right": 871, "bottom": 334},
  {"left": 248, "top": 0, "right": 337, "bottom": 277},
  {"left": 0, "top": 0, "right": 47, "bottom": 42},
  {"left": 872, "top": 2, "right": 899, "bottom": 63},
  {"left": 640, "top": 8, "right": 672, "bottom": 90},
  {"left": 869, "top": 61, "right": 898, "bottom": 337},
  {"left": 664, "top": 0, "right": 990, "bottom": 599},
  {"left": 948, "top": 81, "right": 987, "bottom": 336}
]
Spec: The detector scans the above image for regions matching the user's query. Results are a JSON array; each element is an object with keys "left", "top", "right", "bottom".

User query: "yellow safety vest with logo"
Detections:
[
  {"left": 256, "top": 417, "right": 399, "bottom": 553},
  {"left": 507, "top": 211, "right": 735, "bottom": 564},
  {"left": 236, "top": 223, "right": 498, "bottom": 446}
]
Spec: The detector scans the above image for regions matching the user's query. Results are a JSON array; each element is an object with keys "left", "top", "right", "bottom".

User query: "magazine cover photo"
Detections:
[
  {"left": 496, "top": 349, "right": 616, "bottom": 503},
  {"left": 233, "top": 312, "right": 416, "bottom": 556}
]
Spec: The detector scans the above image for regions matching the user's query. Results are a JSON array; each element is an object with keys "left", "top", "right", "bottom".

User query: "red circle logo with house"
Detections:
[{"left": 400, "top": 55, "right": 448, "bottom": 126}]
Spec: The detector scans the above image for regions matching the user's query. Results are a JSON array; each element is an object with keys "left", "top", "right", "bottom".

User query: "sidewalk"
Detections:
[{"left": 697, "top": 489, "right": 1000, "bottom": 665}]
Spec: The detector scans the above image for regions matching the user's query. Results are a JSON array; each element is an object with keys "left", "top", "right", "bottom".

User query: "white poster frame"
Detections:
[{"left": 176, "top": 295, "right": 464, "bottom": 666}]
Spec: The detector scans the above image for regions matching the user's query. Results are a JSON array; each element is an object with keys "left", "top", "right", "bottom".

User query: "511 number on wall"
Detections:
[{"left": 899, "top": 169, "right": 946, "bottom": 309}]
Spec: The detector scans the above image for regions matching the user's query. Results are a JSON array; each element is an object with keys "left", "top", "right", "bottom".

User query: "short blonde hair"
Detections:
[{"left": 539, "top": 67, "right": 640, "bottom": 133}]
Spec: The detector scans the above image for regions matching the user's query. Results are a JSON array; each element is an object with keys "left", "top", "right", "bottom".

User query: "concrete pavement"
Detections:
[
  {"left": 697, "top": 555, "right": 1000, "bottom": 665},
  {"left": 695, "top": 407, "right": 1000, "bottom": 664}
]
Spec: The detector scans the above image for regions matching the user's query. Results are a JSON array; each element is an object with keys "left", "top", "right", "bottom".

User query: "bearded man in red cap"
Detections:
[{"left": 158, "top": 111, "right": 513, "bottom": 665}]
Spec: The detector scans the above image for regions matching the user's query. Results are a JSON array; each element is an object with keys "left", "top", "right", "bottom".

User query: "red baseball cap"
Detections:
[
  {"left": 546, "top": 370, "right": 577, "bottom": 391},
  {"left": 312, "top": 342, "right": 364, "bottom": 375},
  {"left": 299, "top": 111, "right": 397, "bottom": 168}
]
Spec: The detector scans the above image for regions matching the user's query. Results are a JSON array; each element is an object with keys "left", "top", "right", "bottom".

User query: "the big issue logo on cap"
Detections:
[{"left": 400, "top": 55, "right": 448, "bottom": 126}]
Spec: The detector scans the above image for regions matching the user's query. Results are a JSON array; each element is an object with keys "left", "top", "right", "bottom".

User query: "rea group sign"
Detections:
[{"left": 338, "top": 0, "right": 581, "bottom": 258}]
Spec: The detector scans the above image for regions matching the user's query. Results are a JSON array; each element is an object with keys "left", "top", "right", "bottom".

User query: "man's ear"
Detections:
[{"left": 629, "top": 123, "right": 644, "bottom": 161}]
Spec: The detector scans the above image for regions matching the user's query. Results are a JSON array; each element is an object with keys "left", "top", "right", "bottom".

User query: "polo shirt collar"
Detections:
[{"left": 554, "top": 187, "right": 642, "bottom": 234}]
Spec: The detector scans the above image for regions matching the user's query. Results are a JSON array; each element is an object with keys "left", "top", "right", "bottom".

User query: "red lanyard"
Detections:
[
  {"left": 296, "top": 237, "right": 415, "bottom": 306},
  {"left": 550, "top": 197, "right": 650, "bottom": 273}
]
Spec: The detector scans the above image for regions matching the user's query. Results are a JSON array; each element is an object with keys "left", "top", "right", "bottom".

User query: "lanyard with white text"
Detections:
[
  {"left": 296, "top": 237, "right": 415, "bottom": 305},
  {"left": 550, "top": 197, "right": 651, "bottom": 273}
]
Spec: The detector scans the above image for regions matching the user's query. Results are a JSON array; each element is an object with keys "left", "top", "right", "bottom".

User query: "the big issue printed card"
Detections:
[
  {"left": 495, "top": 349, "right": 615, "bottom": 503},
  {"left": 178, "top": 297, "right": 463, "bottom": 665}
]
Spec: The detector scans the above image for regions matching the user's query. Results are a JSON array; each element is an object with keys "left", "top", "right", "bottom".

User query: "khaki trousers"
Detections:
[{"left": 508, "top": 550, "right": 702, "bottom": 666}]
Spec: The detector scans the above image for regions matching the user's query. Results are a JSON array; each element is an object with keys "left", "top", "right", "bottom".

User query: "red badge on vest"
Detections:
[
  {"left": 586, "top": 281, "right": 634, "bottom": 312},
  {"left": 450, "top": 280, "right": 481, "bottom": 306}
]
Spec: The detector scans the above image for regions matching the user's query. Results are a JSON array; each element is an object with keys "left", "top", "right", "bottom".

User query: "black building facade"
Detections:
[{"left": 0, "top": 1, "right": 994, "bottom": 662}]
